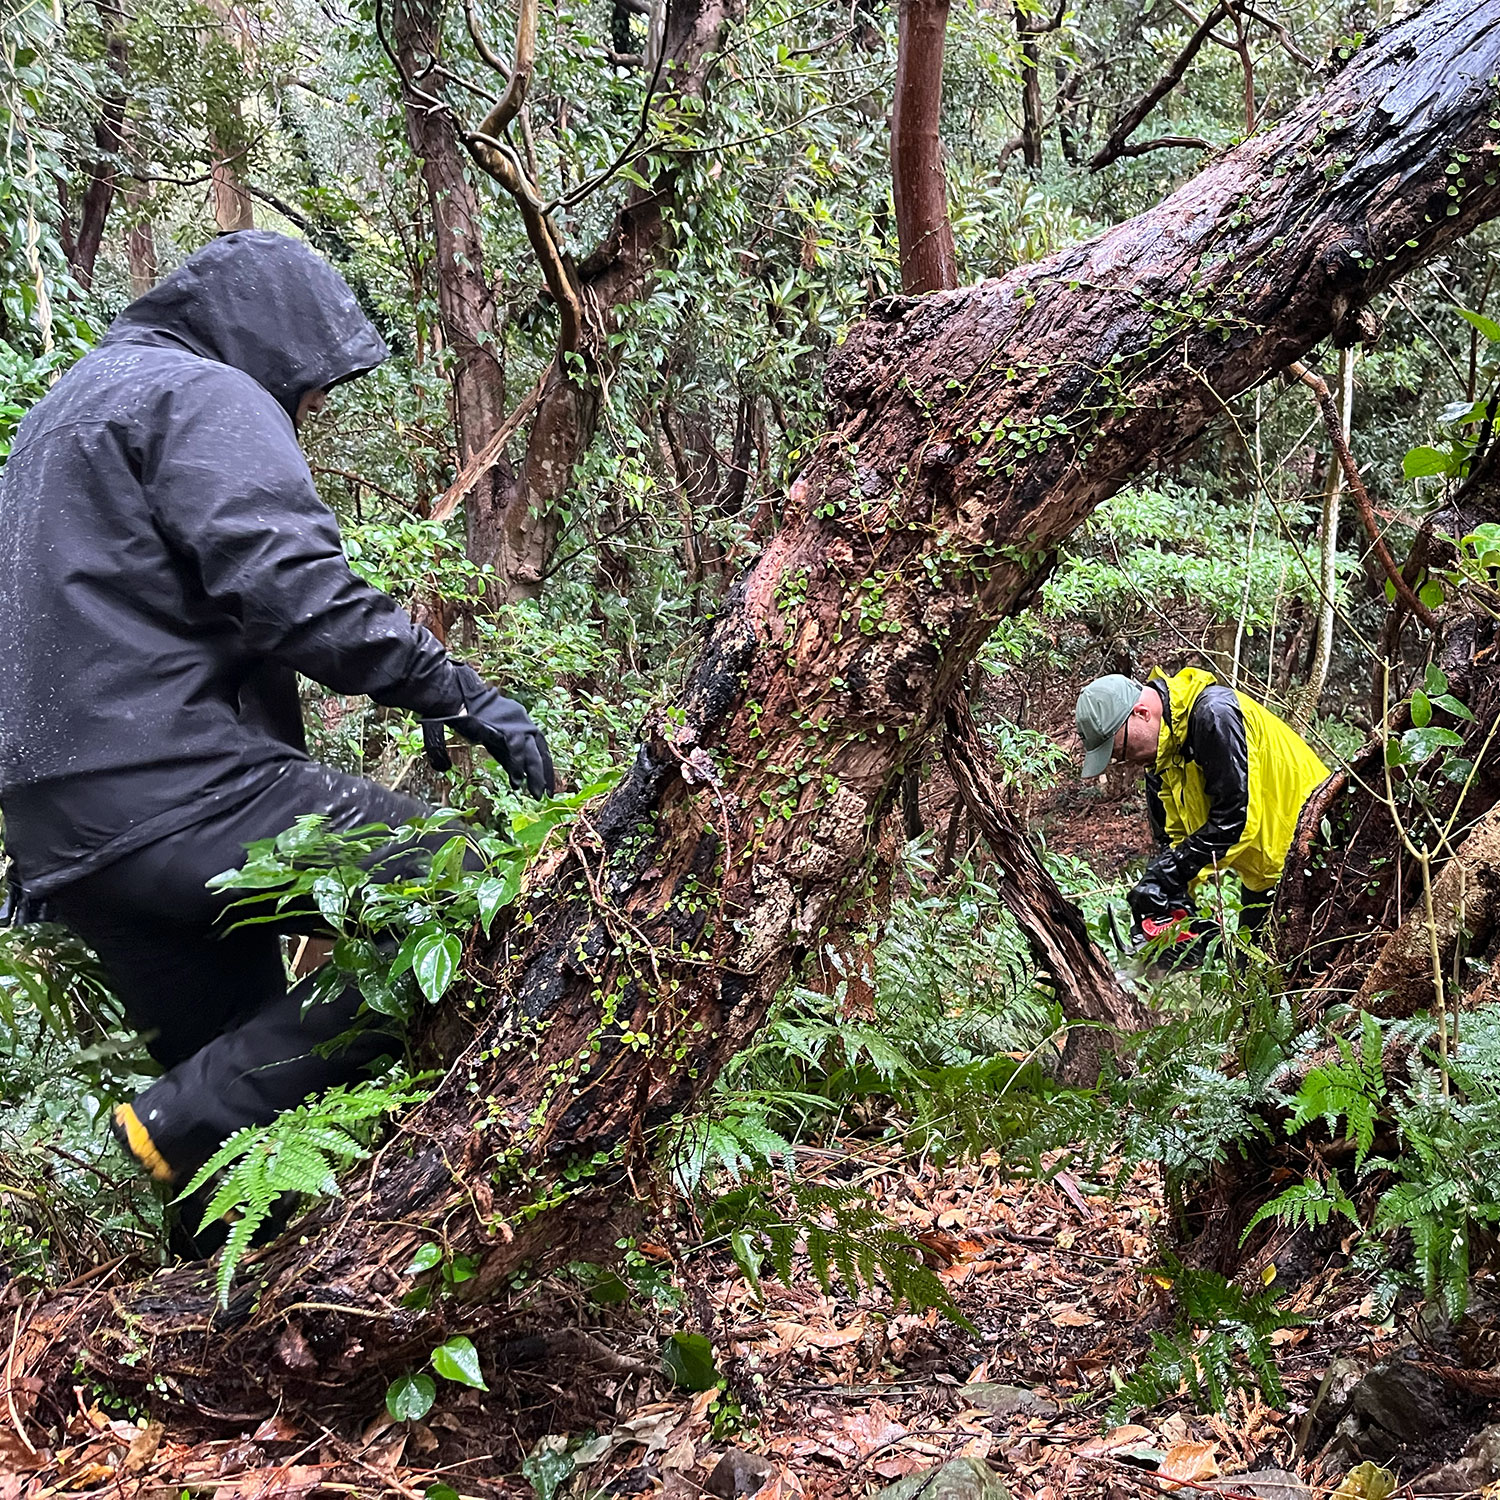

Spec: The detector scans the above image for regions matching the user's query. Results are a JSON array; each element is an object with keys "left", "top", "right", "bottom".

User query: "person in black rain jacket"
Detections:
[{"left": 0, "top": 231, "right": 553, "bottom": 1231}]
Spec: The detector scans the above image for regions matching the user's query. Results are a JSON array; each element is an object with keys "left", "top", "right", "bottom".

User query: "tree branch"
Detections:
[
  {"left": 1089, "top": 3, "right": 1227, "bottom": 170},
  {"left": 1287, "top": 360, "right": 1439, "bottom": 630}
]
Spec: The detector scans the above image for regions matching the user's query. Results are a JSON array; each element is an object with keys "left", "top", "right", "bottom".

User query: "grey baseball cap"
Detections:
[{"left": 1076, "top": 675, "right": 1143, "bottom": 778}]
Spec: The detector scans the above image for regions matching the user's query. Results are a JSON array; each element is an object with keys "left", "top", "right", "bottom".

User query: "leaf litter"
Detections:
[{"left": 0, "top": 1139, "right": 1446, "bottom": 1499}]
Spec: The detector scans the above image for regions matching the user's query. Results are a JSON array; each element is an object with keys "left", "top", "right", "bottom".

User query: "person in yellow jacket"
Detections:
[{"left": 1074, "top": 667, "right": 1329, "bottom": 937}]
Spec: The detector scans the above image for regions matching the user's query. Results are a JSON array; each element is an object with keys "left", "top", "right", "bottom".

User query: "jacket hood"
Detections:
[{"left": 104, "top": 230, "right": 388, "bottom": 418}]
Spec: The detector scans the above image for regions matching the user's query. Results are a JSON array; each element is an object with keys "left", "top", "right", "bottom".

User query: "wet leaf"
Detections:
[
  {"left": 663, "top": 1330, "right": 720, "bottom": 1391},
  {"left": 412, "top": 930, "right": 461, "bottom": 1004},
  {"left": 386, "top": 1372, "right": 436, "bottom": 1422},
  {"left": 432, "top": 1335, "right": 487, "bottom": 1389}
]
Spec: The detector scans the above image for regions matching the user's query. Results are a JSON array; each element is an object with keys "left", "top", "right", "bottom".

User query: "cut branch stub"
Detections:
[{"left": 23, "top": 0, "right": 1500, "bottom": 1425}]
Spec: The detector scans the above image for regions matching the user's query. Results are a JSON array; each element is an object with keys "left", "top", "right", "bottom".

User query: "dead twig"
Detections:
[{"left": 1287, "top": 360, "right": 1439, "bottom": 629}]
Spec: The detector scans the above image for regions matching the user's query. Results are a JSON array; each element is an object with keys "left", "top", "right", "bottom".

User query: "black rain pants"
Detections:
[{"left": 50, "top": 760, "right": 446, "bottom": 1181}]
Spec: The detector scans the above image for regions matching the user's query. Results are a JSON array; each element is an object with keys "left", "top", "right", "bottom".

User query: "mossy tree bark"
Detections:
[{"left": 19, "top": 0, "right": 1500, "bottom": 1426}]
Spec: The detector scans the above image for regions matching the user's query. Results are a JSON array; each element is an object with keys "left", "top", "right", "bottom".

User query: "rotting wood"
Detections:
[{"left": 18, "top": 0, "right": 1500, "bottom": 1423}]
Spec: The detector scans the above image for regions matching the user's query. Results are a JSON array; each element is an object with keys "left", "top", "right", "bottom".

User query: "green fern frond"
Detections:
[
  {"left": 1241, "top": 1178, "right": 1359, "bottom": 1245},
  {"left": 179, "top": 1073, "right": 432, "bottom": 1305}
]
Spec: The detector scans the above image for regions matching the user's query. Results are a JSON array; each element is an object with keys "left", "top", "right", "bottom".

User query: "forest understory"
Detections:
[{"left": 18, "top": 0, "right": 1500, "bottom": 1491}]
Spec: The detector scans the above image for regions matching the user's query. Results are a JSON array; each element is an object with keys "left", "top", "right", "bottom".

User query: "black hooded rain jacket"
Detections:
[{"left": 0, "top": 231, "right": 468, "bottom": 896}]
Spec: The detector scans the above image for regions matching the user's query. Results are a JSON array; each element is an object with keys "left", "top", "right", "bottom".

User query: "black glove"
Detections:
[
  {"left": 1, "top": 873, "right": 55, "bottom": 927},
  {"left": 1127, "top": 873, "right": 1187, "bottom": 930},
  {"left": 422, "top": 663, "right": 555, "bottom": 798}
]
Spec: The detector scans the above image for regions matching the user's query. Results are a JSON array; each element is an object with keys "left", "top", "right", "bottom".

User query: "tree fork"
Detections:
[{"left": 18, "top": 0, "right": 1500, "bottom": 1427}]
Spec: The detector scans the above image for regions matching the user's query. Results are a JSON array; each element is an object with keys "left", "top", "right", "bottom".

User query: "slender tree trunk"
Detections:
[
  {"left": 891, "top": 0, "right": 958, "bottom": 294},
  {"left": 390, "top": 0, "right": 511, "bottom": 564},
  {"left": 69, "top": 0, "right": 129, "bottom": 289},
  {"left": 484, "top": 0, "right": 740, "bottom": 600},
  {"left": 123, "top": 181, "right": 157, "bottom": 296},
  {"left": 1300, "top": 344, "right": 1356, "bottom": 722},
  {"left": 19, "top": 0, "right": 1500, "bottom": 1425},
  {"left": 943, "top": 698, "right": 1148, "bottom": 1084},
  {"left": 205, "top": 0, "right": 255, "bottom": 232},
  {"left": 1017, "top": 6, "right": 1044, "bottom": 170}
]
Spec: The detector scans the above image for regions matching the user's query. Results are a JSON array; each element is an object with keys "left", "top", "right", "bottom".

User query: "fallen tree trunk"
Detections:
[{"left": 19, "top": 0, "right": 1500, "bottom": 1427}]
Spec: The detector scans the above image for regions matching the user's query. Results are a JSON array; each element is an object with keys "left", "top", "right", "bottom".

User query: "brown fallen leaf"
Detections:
[
  {"left": 662, "top": 1434, "right": 698, "bottom": 1471},
  {"left": 124, "top": 1420, "right": 164, "bottom": 1473},
  {"left": 829, "top": 1402, "right": 907, "bottom": 1460},
  {"left": 1048, "top": 1305, "right": 1096, "bottom": 1328},
  {"left": 215, "top": 1463, "right": 325, "bottom": 1500},
  {"left": 1076, "top": 1425, "right": 1154, "bottom": 1457},
  {"left": 769, "top": 1320, "right": 863, "bottom": 1351},
  {"left": 250, "top": 1413, "right": 301, "bottom": 1445},
  {"left": 1162, "top": 1440, "right": 1219, "bottom": 1484},
  {"left": 58, "top": 1459, "right": 121, "bottom": 1490},
  {"left": 872, "top": 1453, "right": 928, "bottom": 1481}
]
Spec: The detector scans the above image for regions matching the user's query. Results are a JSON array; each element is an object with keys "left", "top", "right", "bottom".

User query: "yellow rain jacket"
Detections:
[{"left": 1145, "top": 667, "right": 1329, "bottom": 893}]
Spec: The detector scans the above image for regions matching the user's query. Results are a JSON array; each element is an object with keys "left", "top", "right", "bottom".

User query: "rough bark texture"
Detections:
[
  {"left": 1354, "top": 801, "right": 1500, "bottom": 1016},
  {"left": 391, "top": 0, "right": 511, "bottom": 564},
  {"left": 942, "top": 697, "right": 1149, "bottom": 1082},
  {"left": 123, "top": 182, "right": 158, "bottom": 297},
  {"left": 19, "top": 0, "right": 1500, "bottom": 1428},
  {"left": 1016, "top": 5, "right": 1044, "bottom": 171},
  {"left": 891, "top": 0, "right": 958, "bottom": 294},
  {"left": 205, "top": 0, "right": 255, "bottom": 233}
]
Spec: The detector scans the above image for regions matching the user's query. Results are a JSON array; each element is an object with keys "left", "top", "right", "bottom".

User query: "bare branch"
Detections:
[
  {"left": 1109, "top": 132, "right": 1213, "bottom": 159},
  {"left": 464, "top": 130, "right": 584, "bottom": 355},
  {"left": 1237, "top": 1, "right": 1315, "bottom": 68},
  {"left": 461, "top": 0, "right": 511, "bottom": 78},
  {"left": 1287, "top": 360, "right": 1439, "bottom": 630},
  {"left": 1089, "top": 3, "right": 1227, "bottom": 170},
  {"left": 429, "top": 374, "right": 548, "bottom": 523},
  {"left": 477, "top": 0, "right": 537, "bottom": 137}
]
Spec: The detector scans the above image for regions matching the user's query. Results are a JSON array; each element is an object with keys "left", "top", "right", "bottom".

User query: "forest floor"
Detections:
[{"left": 12, "top": 1136, "right": 1478, "bottom": 1500}]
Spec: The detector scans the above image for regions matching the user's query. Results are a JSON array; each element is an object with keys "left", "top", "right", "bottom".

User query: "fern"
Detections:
[
  {"left": 1284, "top": 1010, "right": 1387, "bottom": 1168},
  {"left": 1241, "top": 1177, "right": 1359, "bottom": 1244},
  {"left": 669, "top": 1095, "right": 804, "bottom": 1193},
  {"left": 181, "top": 1073, "right": 432, "bottom": 1304},
  {"left": 1110, "top": 1257, "right": 1299, "bottom": 1422},
  {"left": 704, "top": 1177, "right": 973, "bottom": 1331}
]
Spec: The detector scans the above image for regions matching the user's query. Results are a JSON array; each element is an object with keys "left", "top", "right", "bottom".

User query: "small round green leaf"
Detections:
[
  {"left": 407, "top": 1243, "right": 443, "bottom": 1276},
  {"left": 386, "top": 1371, "right": 436, "bottom": 1421},
  {"left": 1410, "top": 689, "right": 1432, "bottom": 728}
]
